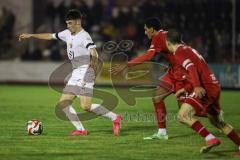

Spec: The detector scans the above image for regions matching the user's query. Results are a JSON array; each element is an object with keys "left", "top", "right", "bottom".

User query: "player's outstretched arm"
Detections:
[
  {"left": 19, "top": 33, "right": 54, "bottom": 41},
  {"left": 110, "top": 49, "right": 156, "bottom": 75}
]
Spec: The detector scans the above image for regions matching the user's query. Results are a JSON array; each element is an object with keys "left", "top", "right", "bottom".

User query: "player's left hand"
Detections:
[
  {"left": 194, "top": 86, "right": 206, "bottom": 99},
  {"left": 110, "top": 63, "right": 127, "bottom": 75}
]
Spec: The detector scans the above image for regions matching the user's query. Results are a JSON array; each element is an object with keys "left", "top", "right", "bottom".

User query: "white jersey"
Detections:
[{"left": 52, "top": 29, "right": 96, "bottom": 67}]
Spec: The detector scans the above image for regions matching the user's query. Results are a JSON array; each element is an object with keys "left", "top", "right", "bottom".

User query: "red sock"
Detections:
[
  {"left": 227, "top": 130, "right": 240, "bottom": 146},
  {"left": 153, "top": 101, "right": 166, "bottom": 128},
  {"left": 191, "top": 121, "right": 211, "bottom": 138}
]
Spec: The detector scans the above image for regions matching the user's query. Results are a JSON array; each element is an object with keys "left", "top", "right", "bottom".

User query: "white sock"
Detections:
[
  {"left": 205, "top": 134, "right": 216, "bottom": 141},
  {"left": 63, "top": 105, "right": 85, "bottom": 131},
  {"left": 238, "top": 146, "right": 240, "bottom": 151},
  {"left": 158, "top": 128, "right": 167, "bottom": 135},
  {"left": 90, "top": 104, "right": 117, "bottom": 121}
]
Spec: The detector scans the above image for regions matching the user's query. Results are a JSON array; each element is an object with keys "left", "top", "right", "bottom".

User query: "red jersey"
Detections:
[
  {"left": 128, "top": 30, "right": 186, "bottom": 80},
  {"left": 174, "top": 44, "right": 219, "bottom": 88},
  {"left": 128, "top": 30, "right": 177, "bottom": 67}
]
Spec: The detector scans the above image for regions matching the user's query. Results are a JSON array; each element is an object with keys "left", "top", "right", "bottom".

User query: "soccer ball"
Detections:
[{"left": 26, "top": 120, "right": 43, "bottom": 135}]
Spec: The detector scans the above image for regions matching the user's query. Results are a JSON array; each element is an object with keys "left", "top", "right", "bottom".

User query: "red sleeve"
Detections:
[
  {"left": 128, "top": 32, "right": 166, "bottom": 67},
  {"left": 184, "top": 83, "right": 193, "bottom": 93},
  {"left": 127, "top": 49, "right": 156, "bottom": 67},
  {"left": 187, "top": 65, "right": 201, "bottom": 87},
  {"left": 175, "top": 48, "right": 201, "bottom": 87}
]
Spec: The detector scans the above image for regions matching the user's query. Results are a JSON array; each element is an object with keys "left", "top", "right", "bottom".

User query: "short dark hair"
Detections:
[
  {"left": 144, "top": 17, "right": 161, "bottom": 31},
  {"left": 166, "top": 29, "right": 182, "bottom": 44},
  {"left": 65, "top": 9, "right": 82, "bottom": 21}
]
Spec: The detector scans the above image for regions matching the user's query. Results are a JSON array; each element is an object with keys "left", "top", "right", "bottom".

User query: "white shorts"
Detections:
[{"left": 63, "top": 66, "right": 95, "bottom": 96}]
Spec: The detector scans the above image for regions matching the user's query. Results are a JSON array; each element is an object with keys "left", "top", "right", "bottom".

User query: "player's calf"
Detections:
[
  {"left": 178, "top": 104, "right": 221, "bottom": 153},
  {"left": 208, "top": 113, "right": 227, "bottom": 130},
  {"left": 209, "top": 113, "right": 240, "bottom": 154}
]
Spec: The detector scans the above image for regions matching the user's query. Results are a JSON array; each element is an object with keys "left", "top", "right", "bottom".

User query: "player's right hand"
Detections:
[
  {"left": 18, "top": 33, "right": 32, "bottom": 41},
  {"left": 194, "top": 86, "right": 206, "bottom": 99}
]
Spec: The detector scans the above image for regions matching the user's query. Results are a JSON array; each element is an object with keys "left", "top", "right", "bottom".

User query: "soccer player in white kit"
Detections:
[{"left": 19, "top": 9, "right": 122, "bottom": 136}]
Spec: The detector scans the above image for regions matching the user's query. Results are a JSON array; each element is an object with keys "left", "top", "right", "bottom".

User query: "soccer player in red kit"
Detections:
[
  {"left": 165, "top": 30, "right": 240, "bottom": 154},
  {"left": 111, "top": 17, "right": 188, "bottom": 140}
]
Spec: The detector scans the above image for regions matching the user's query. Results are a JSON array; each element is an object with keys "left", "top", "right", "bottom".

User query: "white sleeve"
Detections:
[
  {"left": 52, "top": 29, "right": 68, "bottom": 42},
  {"left": 83, "top": 32, "right": 96, "bottom": 50}
]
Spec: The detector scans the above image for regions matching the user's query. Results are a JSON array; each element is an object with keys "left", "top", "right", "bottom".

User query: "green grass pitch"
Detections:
[{"left": 0, "top": 85, "right": 239, "bottom": 160}]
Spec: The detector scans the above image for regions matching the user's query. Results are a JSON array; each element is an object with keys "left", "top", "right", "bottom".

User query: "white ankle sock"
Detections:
[
  {"left": 90, "top": 104, "right": 117, "bottom": 121},
  {"left": 205, "top": 134, "right": 215, "bottom": 141},
  {"left": 158, "top": 128, "right": 167, "bottom": 135},
  {"left": 63, "top": 105, "right": 85, "bottom": 131}
]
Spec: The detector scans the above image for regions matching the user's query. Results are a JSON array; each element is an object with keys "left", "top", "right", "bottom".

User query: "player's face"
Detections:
[
  {"left": 144, "top": 25, "right": 154, "bottom": 39},
  {"left": 66, "top": 20, "right": 78, "bottom": 34}
]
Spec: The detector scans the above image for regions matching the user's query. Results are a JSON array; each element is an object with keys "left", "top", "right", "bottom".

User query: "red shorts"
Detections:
[
  {"left": 158, "top": 68, "right": 191, "bottom": 93},
  {"left": 158, "top": 68, "right": 192, "bottom": 106},
  {"left": 158, "top": 67, "right": 221, "bottom": 116},
  {"left": 183, "top": 84, "right": 221, "bottom": 117}
]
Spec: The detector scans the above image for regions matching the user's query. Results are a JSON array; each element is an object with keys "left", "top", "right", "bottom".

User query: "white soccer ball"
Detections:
[{"left": 26, "top": 120, "right": 43, "bottom": 135}]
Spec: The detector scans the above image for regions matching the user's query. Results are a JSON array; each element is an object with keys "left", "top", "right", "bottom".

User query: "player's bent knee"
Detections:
[
  {"left": 177, "top": 111, "right": 188, "bottom": 124},
  {"left": 177, "top": 114, "right": 187, "bottom": 124},
  {"left": 177, "top": 113, "right": 184, "bottom": 123},
  {"left": 177, "top": 105, "right": 195, "bottom": 124}
]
